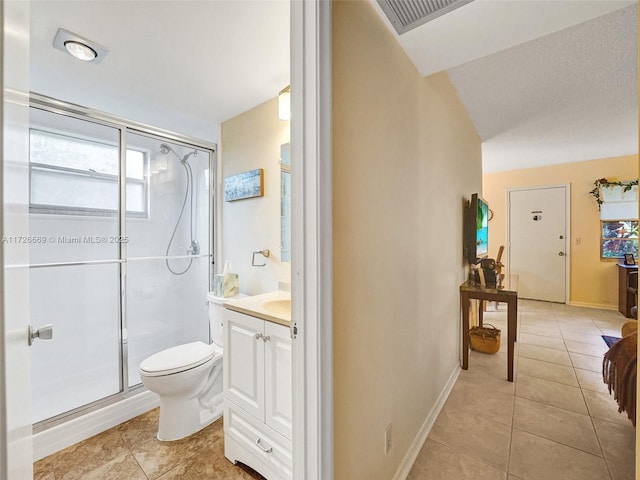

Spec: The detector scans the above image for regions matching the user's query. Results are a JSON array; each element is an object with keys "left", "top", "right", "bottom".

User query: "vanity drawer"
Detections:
[{"left": 225, "top": 402, "right": 292, "bottom": 479}]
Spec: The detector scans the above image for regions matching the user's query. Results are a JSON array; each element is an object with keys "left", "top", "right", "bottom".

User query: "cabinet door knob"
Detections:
[
  {"left": 255, "top": 438, "right": 273, "bottom": 453},
  {"left": 262, "top": 335, "right": 271, "bottom": 342},
  {"left": 254, "top": 333, "right": 263, "bottom": 340}
]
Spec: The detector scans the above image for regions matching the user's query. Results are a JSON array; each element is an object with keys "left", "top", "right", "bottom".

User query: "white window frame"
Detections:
[
  {"left": 28, "top": 128, "right": 149, "bottom": 218},
  {"left": 600, "top": 219, "right": 639, "bottom": 259}
]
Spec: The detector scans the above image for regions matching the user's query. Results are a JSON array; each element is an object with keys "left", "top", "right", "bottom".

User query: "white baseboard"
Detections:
[
  {"left": 392, "top": 364, "right": 461, "bottom": 480},
  {"left": 569, "top": 301, "right": 618, "bottom": 311},
  {"left": 33, "top": 390, "right": 160, "bottom": 461}
]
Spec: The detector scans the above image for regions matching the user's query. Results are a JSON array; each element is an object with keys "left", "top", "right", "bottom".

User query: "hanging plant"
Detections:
[{"left": 589, "top": 178, "right": 638, "bottom": 210}]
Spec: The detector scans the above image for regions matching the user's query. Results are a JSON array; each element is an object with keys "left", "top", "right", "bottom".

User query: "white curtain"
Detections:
[{"left": 600, "top": 184, "right": 638, "bottom": 220}]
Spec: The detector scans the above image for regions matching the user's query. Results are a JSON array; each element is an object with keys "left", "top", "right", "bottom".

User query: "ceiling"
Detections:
[
  {"left": 30, "top": 1, "right": 290, "bottom": 142},
  {"left": 30, "top": 1, "right": 639, "bottom": 172},
  {"left": 372, "top": 0, "right": 638, "bottom": 172}
]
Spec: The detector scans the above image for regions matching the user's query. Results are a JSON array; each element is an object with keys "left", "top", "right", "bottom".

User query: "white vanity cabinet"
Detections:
[{"left": 223, "top": 308, "right": 292, "bottom": 480}]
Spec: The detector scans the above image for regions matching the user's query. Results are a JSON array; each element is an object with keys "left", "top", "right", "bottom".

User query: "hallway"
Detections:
[{"left": 408, "top": 300, "right": 635, "bottom": 480}]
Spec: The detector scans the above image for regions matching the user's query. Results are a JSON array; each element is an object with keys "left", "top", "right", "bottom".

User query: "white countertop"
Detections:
[{"left": 223, "top": 290, "right": 291, "bottom": 326}]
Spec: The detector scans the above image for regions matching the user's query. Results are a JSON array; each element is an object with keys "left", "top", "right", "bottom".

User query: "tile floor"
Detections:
[
  {"left": 408, "top": 300, "right": 636, "bottom": 480},
  {"left": 34, "top": 409, "right": 264, "bottom": 480},
  {"left": 33, "top": 300, "right": 636, "bottom": 480}
]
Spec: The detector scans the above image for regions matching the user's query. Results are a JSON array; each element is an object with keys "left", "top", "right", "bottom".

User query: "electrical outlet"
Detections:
[
  {"left": 385, "top": 423, "right": 392, "bottom": 455},
  {"left": 576, "top": 237, "right": 581, "bottom": 245}
]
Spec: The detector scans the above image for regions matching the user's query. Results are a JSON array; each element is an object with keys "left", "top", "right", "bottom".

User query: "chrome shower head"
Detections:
[
  {"left": 159, "top": 143, "right": 196, "bottom": 164},
  {"left": 182, "top": 150, "right": 197, "bottom": 162}
]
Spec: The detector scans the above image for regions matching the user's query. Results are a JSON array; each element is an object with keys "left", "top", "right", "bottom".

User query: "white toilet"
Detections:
[{"left": 139, "top": 292, "right": 242, "bottom": 441}]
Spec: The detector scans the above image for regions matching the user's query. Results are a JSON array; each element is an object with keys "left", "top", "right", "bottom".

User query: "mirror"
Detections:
[{"left": 280, "top": 143, "right": 291, "bottom": 262}]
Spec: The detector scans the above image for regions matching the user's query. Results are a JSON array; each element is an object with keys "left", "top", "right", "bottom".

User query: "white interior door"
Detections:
[{"left": 508, "top": 186, "right": 568, "bottom": 303}]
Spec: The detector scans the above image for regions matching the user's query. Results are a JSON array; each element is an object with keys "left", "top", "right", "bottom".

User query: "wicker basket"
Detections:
[{"left": 469, "top": 324, "right": 501, "bottom": 354}]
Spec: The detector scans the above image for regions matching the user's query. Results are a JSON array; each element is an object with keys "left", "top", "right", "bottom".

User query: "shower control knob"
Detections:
[{"left": 28, "top": 324, "right": 53, "bottom": 346}]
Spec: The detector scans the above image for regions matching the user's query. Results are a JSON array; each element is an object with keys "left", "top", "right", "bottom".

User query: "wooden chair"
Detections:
[{"left": 627, "top": 271, "right": 637, "bottom": 319}]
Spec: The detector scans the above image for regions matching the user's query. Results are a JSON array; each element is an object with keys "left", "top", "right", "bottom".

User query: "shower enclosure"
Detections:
[{"left": 28, "top": 97, "right": 215, "bottom": 426}]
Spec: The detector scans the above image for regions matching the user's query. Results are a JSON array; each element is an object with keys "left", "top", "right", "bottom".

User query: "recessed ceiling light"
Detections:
[
  {"left": 63, "top": 40, "right": 97, "bottom": 62},
  {"left": 53, "top": 28, "right": 109, "bottom": 64}
]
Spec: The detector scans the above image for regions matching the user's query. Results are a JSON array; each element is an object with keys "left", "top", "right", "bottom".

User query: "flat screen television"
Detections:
[{"left": 464, "top": 193, "right": 489, "bottom": 265}]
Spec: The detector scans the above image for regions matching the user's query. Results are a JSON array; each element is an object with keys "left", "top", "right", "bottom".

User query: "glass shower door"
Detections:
[
  {"left": 125, "top": 133, "right": 211, "bottom": 387},
  {"left": 29, "top": 108, "right": 122, "bottom": 424},
  {"left": 27, "top": 103, "right": 216, "bottom": 427}
]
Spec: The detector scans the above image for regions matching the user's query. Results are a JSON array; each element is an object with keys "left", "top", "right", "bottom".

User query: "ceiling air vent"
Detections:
[{"left": 377, "top": 0, "right": 474, "bottom": 35}]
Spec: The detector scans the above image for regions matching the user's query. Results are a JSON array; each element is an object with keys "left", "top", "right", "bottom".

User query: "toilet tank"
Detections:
[{"left": 207, "top": 292, "right": 245, "bottom": 347}]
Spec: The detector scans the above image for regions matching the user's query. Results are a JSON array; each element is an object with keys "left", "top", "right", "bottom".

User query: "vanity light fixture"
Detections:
[
  {"left": 278, "top": 85, "right": 291, "bottom": 120},
  {"left": 53, "top": 28, "right": 109, "bottom": 64}
]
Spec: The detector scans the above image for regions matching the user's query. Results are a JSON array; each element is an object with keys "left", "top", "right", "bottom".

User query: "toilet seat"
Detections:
[{"left": 140, "top": 341, "right": 218, "bottom": 377}]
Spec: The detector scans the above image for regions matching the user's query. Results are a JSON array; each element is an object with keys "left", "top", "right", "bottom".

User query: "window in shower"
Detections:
[{"left": 29, "top": 129, "right": 149, "bottom": 217}]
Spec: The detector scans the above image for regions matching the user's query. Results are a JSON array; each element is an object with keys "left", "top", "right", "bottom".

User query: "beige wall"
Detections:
[
  {"left": 332, "top": 2, "right": 482, "bottom": 478},
  {"left": 220, "top": 98, "right": 290, "bottom": 295},
  {"left": 483, "top": 154, "right": 638, "bottom": 309}
]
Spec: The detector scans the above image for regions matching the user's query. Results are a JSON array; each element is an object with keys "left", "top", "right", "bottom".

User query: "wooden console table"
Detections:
[
  {"left": 617, "top": 264, "right": 638, "bottom": 318},
  {"left": 460, "top": 275, "right": 519, "bottom": 382}
]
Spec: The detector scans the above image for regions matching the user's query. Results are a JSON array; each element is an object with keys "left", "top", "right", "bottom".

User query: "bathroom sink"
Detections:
[
  {"left": 259, "top": 298, "right": 291, "bottom": 316},
  {"left": 224, "top": 291, "right": 292, "bottom": 325}
]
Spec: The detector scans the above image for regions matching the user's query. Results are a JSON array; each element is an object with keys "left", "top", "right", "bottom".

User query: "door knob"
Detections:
[
  {"left": 558, "top": 251, "right": 565, "bottom": 256},
  {"left": 29, "top": 324, "right": 53, "bottom": 346}
]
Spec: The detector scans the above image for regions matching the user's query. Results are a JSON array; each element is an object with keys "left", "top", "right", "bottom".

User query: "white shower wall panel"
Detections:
[
  {"left": 30, "top": 264, "right": 121, "bottom": 424},
  {"left": 126, "top": 257, "right": 210, "bottom": 387},
  {"left": 125, "top": 133, "right": 211, "bottom": 260},
  {"left": 29, "top": 215, "right": 118, "bottom": 264}
]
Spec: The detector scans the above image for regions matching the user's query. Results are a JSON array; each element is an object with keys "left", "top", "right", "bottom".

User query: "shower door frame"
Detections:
[{"left": 28, "top": 93, "right": 218, "bottom": 430}]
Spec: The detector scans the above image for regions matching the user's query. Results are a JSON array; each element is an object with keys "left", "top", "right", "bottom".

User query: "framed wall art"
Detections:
[{"left": 224, "top": 168, "right": 264, "bottom": 202}]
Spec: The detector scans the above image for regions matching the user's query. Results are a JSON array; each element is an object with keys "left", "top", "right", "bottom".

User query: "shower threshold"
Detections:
[
  {"left": 32, "top": 386, "right": 160, "bottom": 461},
  {"left": 33, "top": 385, "right": 147, "bottom": 434}
]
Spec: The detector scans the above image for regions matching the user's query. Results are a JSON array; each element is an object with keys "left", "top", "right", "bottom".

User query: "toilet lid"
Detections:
[{"left": 140, "top": 341, "right": 214, "bottom": 376}]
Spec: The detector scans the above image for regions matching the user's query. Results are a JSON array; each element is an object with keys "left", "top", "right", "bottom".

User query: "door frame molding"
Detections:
[
  {"left": 290, "top": 1, "right": 333, "bottom": 479},
  {"left": 506, "top": 184, "right": 571, "bottom": 304}
]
